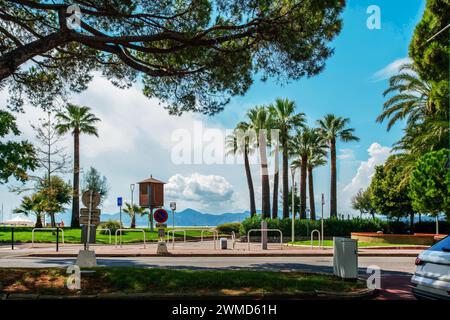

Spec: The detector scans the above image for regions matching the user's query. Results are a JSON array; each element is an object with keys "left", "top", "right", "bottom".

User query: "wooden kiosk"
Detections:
[{"left": 138, "top": 175, "right": 165, "bottom": 231}]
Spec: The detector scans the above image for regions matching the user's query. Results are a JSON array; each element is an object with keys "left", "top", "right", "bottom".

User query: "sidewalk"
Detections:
[{"left": 0, "top": 241, "right": 425, "bottom": 258}]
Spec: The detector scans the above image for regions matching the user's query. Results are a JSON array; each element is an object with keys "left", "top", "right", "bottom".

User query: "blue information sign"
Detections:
[{"left": 117, "top": 197, "right": 123, "bottom": 207}]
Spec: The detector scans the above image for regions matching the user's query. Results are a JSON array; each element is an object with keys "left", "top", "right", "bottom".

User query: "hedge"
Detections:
[
  {"left": 239, "top": 216, "right": 450, "bottom": 237},
  {"left": 216, "top": 222, "right": 241, "bottom": 235}
]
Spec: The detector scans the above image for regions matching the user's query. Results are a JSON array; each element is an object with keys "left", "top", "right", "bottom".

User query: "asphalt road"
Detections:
[{"left": 0, "top": 255, "right": 415, "bottom": 272}]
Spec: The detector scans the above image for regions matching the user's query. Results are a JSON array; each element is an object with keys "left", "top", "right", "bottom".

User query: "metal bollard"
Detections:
[
  {"left": 11, "top": 227, "right": 14, "bottom": 250},
  {"left": 56, "top": 227, "right": 59, "bottom": 252}
]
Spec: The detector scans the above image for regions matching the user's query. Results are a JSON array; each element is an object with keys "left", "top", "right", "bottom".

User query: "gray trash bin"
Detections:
[
  {"left": 333, "top": 237, "right": 358, "bottom": 280},
  {"left": 220, "top": 237, "right": 227, "bottom": 250}
]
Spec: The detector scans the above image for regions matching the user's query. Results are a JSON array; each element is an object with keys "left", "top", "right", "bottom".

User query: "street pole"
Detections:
[
  {"left": 119, "top": 205, "right": 122, "bottom": 228},
  {"left": 130, "top": 184, "right": 135, "bottom": 229},
  {"left": 321, "top": 193, "right": 324, "bottom": 249},
  {"left": 291, "top": 167, "right": 296, "bottom": 243},
  {"left": 436, "top": 216, "right": 439, "bottom": 235}
]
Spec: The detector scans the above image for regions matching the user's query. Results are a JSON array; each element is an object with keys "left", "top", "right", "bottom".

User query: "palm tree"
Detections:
[
  {"left": 14, "top": 193, "right": 46, "bottom": 228},
  {"left": 291, "top": 128, "right": 315, "bottom": 219},
  {"left": 226, "top": 122, "right": 257, "bottom": 216},
  {"left": 56, "top": 104, "right": 100, "bottom": 227},
  {"left": 268, "top": 98, "right": 305, "bottom": 219},
  {"left": 377, "top": 64, "right": 433, "bottom": 131},
  {"left": 307, "top": 146, "right": 327, "bottom": 220},
  {"left": 247, "top": 106, "right": 272, "bottom": 218},
  {"left": 123, "top": 202, "right": 147, "bottom": 229},
  {"left": 378, "top": 63, "right": 448, "bottom": 154},
  {"left": 317, "top": 114, "right": 359, "bottom": 217}
]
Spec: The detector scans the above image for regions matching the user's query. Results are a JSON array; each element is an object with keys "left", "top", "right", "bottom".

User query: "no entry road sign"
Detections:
[{"left": 154, "top": 208, "right": 168, "bottom": 224}]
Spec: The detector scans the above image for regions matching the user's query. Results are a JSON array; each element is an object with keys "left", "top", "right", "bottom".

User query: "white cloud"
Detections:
[
  {"left": 372, "top": 57, "right": 412, "bottom": 81},
  {"left": 165, "top": 173, "right": 234, "bottom": 208},
  {"left": 343, "top": 142, "right": 391, "bottom": 197},
  {"left": 338, "top": 148, "right": 356, "bottom": 160}
]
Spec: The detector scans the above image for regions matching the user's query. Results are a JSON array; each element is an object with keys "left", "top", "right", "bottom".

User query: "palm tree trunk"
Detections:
[
  {"left": 71, "top": 129, "right": 80, "bottom": 227},
  {"left": 244, "top": 148, "right": 256, "bottom": 217},
  {"left": 282, "top": 135, "right": 289, "bottom": 219},
  {"left": 330, "top": 139, "right": 337, "bottom": 217},
  {"left": 300, "top": 154, "right": 307, "bottom": 219},
  {"left": 131, "top": 214, "right": 136, "bottom": 229},
  {"left": 272, "top": 143, "right": 279, "bottom": 219},
  {"left": 308, "top": 165, "right": 316, "bottom": 220},
  {"left": 35, "top": 214, "right": 43, "bottom": 228},
  {"left": 259, "top": 132, "right": 271, "bottom": 219}
]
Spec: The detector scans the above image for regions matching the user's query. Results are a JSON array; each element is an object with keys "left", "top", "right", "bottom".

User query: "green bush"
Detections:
[
  {"left": 240, "top": 215, "right": 387, "bottom": 237},
  {"left": 99, "top": 220, "right": 122, "bottom": 235},
  {"left": 216, "top": 222, "right": 241, "bottom": 235},
  {"left": 240, "top": 215, "right": 450, "bottom": 237}
]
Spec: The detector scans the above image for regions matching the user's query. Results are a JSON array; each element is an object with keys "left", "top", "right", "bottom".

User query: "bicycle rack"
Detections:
[
  {"left": 166, "top": 229, "right": 187, "bottom": 243},
  {"left": 32, "top": 228, "right": 65, "bottom": 248},
  {"left": 98, "top": 228, "right": 112, "bottom": 244},
  {"left": 247, "top": 229, "right": 283, "bottom": 250},
  {"left": 310, "top": 229, "right": 321, "bottom": 249},
  {"left": 115, "top": 229, "right": 146, "bottom": 248},
  {"left": 170, "top": 229, "right": 218, "bottom": 249}
]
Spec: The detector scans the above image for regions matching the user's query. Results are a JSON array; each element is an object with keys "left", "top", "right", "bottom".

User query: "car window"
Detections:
[{"left": 429, "top": 235, "right": 450, "bottom": 252}]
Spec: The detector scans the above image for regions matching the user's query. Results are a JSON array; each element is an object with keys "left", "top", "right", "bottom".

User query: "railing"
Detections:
[
  {"left": 32, "top": 228, "right": 65, "bottom": 248},
  {"left": 247, "top": 229, "right": 283, "bottom": 250},
  {"left": 169, "top": 228, "right": 218, "bottom": 249},
  {"left": 98, "top": 228, "right": 112, "bottom": 244},
  {"left": 200, "top": 229, "right": 218, "bottom": 242},
  {"left": 115, "top": 229, "right": 146, "bottom": 248},
  {"left": 311, "top": 229, "right": 321, "bottom": 249},
  {"left": 201, "top": 229, "right": 218, "bottom": 250},
  {"left": 166, "top": 229, "right": 187, "bottom": 243}
]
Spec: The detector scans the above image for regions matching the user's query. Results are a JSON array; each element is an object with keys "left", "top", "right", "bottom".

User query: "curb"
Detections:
[
  {"left": 23, "top": 252, "right": 420, "bottom": 258},
  {"left": 2, "top": 288, "right": 375, "bottom": 300}
]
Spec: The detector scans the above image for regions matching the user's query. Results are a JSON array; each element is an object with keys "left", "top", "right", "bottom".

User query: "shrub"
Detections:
[
  {"left": 240, "top": 215, "right": 387, "bottom": 237},
  {"left": 216, "top": 222, "right": 241, "bottom": 235},
  {"left": 99, "top": 220, "right": 122, "bottom": 234},
  {"left": 239, "top": 215, "right": 450, "bottom": 237}
]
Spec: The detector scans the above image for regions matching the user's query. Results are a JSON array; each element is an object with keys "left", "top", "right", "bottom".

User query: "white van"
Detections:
[{"left": 411, "top": 235, "right": 450, "bottom": 300}]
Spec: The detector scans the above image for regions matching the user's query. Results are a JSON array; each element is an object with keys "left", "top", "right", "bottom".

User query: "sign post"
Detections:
[
  {"left": 76, "top": 190, "right": 99, "bottom": 267},
  {"left": 154, "top": 208, "right": 169, "bottom": 255},
  {"left": 117, "top": 197, "right": 123, "bottom": 228}
]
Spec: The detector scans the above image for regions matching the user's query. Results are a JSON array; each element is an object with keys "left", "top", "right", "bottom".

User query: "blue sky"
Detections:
[{"left": 0, "top": 0, "right": 427, "bottom": 220}]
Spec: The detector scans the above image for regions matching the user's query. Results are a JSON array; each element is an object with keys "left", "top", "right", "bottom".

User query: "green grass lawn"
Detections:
[
  {"left": 0, "top": 267, "right": 365, "bottom": 296},
  {"left": 289, "top": 240, "right": 422, "bottom": 247},
  {"left": 0, "top": 227, "right": 219, "bottom": 244}
]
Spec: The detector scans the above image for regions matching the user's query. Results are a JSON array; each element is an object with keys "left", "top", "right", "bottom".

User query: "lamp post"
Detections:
[
  {"left": 291, "top": 166, "right": 296, "bottom": 243},
  {"left": 130, "top": 184, "right": 135, "bottom": 207},
  {"left": 170, "top": 202, "right": 176, "bottom": 231}
]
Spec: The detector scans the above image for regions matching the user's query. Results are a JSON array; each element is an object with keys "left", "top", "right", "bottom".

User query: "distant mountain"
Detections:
[{"left": 55, "top": 208, "right": 250, "bottom": 227}]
